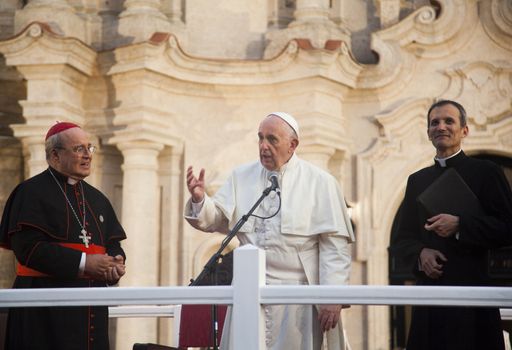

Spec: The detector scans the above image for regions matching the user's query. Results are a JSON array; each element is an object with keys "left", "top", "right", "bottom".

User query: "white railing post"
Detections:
[{"left": 232, "top": 244, "right": 265, "bottom": 350}]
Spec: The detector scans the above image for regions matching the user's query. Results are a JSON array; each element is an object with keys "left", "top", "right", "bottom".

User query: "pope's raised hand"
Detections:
[{"left": 187, "top": 166, "right": 205, "bottom": 203}]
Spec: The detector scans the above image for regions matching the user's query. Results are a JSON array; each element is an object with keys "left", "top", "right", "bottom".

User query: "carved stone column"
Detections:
[
  {"left": 283, "top": 87, "right": 351, "bottom": 178},
  {"left": 294, "top": 0, "right": 330, "bottom": 23},
  {"left": 161, "top": 0, "right": 183, "bottom": 24},
  {"left": 118, "top": 0, "right": 171, "bottom": 44},
  {"left": 21, "top": 135, "right": 47, "bottom": 177},
  {"left": 0, "top": 23, "right": 95, "bottom": 178},
  {"left": 0, "top": 136, "right": 23, "bottom": 289},
  {"left": 378, "top": 0, "right": 401, "bottom": 28},
  {"left": 264, "top": 0, "right": 350, "bottom": 58},
  {"left": 0, "top": 0, "right": 19, "bottom": 38},
  {"left": 115, "top": 140, "right": 164, "bottom": 349},
  {"left": 298, "top": 144, "right": 335, "bottom": 170},
  {"left": 157, "top": 145, "right": 183, "bottom": 345}
]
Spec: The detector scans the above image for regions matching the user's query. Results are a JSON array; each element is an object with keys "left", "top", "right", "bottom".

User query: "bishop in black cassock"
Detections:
[
  {"left": 0, "top": 122, "right": 126, "bottom": 350},
  {"left": 391, "top": 100, "right": 512, "bottom": 350}
]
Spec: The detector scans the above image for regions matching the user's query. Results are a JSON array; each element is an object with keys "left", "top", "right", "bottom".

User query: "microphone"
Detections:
[{"left": 268, "top": 171, "right": 280, "bottom": 194}]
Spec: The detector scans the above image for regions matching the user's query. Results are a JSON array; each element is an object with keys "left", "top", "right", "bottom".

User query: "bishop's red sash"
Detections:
[{"left": 16, "top": 243, "right": 106, "bottom": 277}]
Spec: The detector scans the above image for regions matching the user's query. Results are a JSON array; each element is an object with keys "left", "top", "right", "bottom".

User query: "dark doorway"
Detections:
[{"left": 388, "top": 153, "right": 512, "bottom": 350}]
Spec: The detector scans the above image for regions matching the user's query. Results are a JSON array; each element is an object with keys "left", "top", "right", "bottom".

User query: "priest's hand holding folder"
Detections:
[
  {"left": 416, "top": 167, "right": 480, "bottom": 279},
  {"left": 421, "top": 213, "right": 458, "bottom": 279},
  {"left": 424, "top": 213, "right": 460, "bottom": 238},
  {"left": 417, "top": 168, "right": 485, "bottom": 229}
]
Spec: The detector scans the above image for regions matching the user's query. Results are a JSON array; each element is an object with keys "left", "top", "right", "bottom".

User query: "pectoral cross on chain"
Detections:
[{"left": 79, "top": 229, "right": 91, "bottom": 248}]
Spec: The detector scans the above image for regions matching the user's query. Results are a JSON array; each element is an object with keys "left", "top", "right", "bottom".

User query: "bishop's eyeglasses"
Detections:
[{"left": 55, "top": 145, "right": 97, "bottom": 154}]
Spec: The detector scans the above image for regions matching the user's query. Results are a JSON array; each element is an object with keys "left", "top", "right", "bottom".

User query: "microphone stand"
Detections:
[{"left": 189, "top": 184, "right": 278, "bottom": 350}]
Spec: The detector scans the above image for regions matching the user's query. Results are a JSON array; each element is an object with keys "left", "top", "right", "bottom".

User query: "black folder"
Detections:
[
  {"left": 416, "top": 168, "right": 484, "bottom": 217},
  {"left": 417, "top": 167, "right": 512, "bottom": 281}
]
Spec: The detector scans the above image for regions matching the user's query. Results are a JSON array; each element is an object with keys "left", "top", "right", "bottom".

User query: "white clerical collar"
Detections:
[
  {"left": 435, "top": 149, "right": 462, "bottom": 167},
  {"left": 67, "top": 177, "right": 79, "bottom": 185}
]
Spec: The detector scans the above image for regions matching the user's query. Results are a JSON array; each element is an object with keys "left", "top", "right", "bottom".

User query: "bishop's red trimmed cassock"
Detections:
[{"left": 0, "top": 122, "right": 126, "bottom": 350}]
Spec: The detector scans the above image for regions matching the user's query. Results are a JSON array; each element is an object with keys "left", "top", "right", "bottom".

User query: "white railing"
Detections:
[{"left": 1, "top": 244, "right": 512, "bottom": 349}]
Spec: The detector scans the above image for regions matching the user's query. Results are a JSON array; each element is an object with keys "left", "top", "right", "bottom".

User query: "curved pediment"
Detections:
[
  {"left": 0, "top": 22, "right": 96, "bottom": 76},
  {"left": 104, "top": 34, "right": 363, "bottom": 88}
]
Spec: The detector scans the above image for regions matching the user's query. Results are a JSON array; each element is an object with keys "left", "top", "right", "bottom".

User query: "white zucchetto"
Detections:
[{"left": 267, "top": 112, "right": 300, "bottom": 138}]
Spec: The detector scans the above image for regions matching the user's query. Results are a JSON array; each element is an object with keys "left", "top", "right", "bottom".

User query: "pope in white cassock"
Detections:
[{"left": 184, "top": 112, "right": 354, "bottom": 350}]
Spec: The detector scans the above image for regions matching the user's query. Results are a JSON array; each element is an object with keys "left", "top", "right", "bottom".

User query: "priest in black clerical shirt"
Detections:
[
  {"left": 0, "top": 122, "right": 127, "bottom": 350},
  {"left": 391, "top": 100, "right": 512, "bottom": 350}
]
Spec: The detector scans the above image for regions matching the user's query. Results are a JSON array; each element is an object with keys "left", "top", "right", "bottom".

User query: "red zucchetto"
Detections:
[{"left": 45, "top": 122, "right": 81, "bottom": 141}]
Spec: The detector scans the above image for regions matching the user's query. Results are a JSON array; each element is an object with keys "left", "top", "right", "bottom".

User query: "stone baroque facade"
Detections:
[{"left": 0, "top": 0, "right": 511, "bottom": 349}]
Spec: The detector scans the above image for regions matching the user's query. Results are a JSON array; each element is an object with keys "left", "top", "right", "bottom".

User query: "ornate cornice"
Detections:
[
  {"left": 104, "top": 102, "right": 184, "bottom": 149},
  {"left": 104, "top": 32, "right": 298, "bottom": 78},
  {"left": 101, "top": 33, "right": 362, "bottom": 89},
  {"left": 0, "top": 22, "right": 97, "bottom": 76}
]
